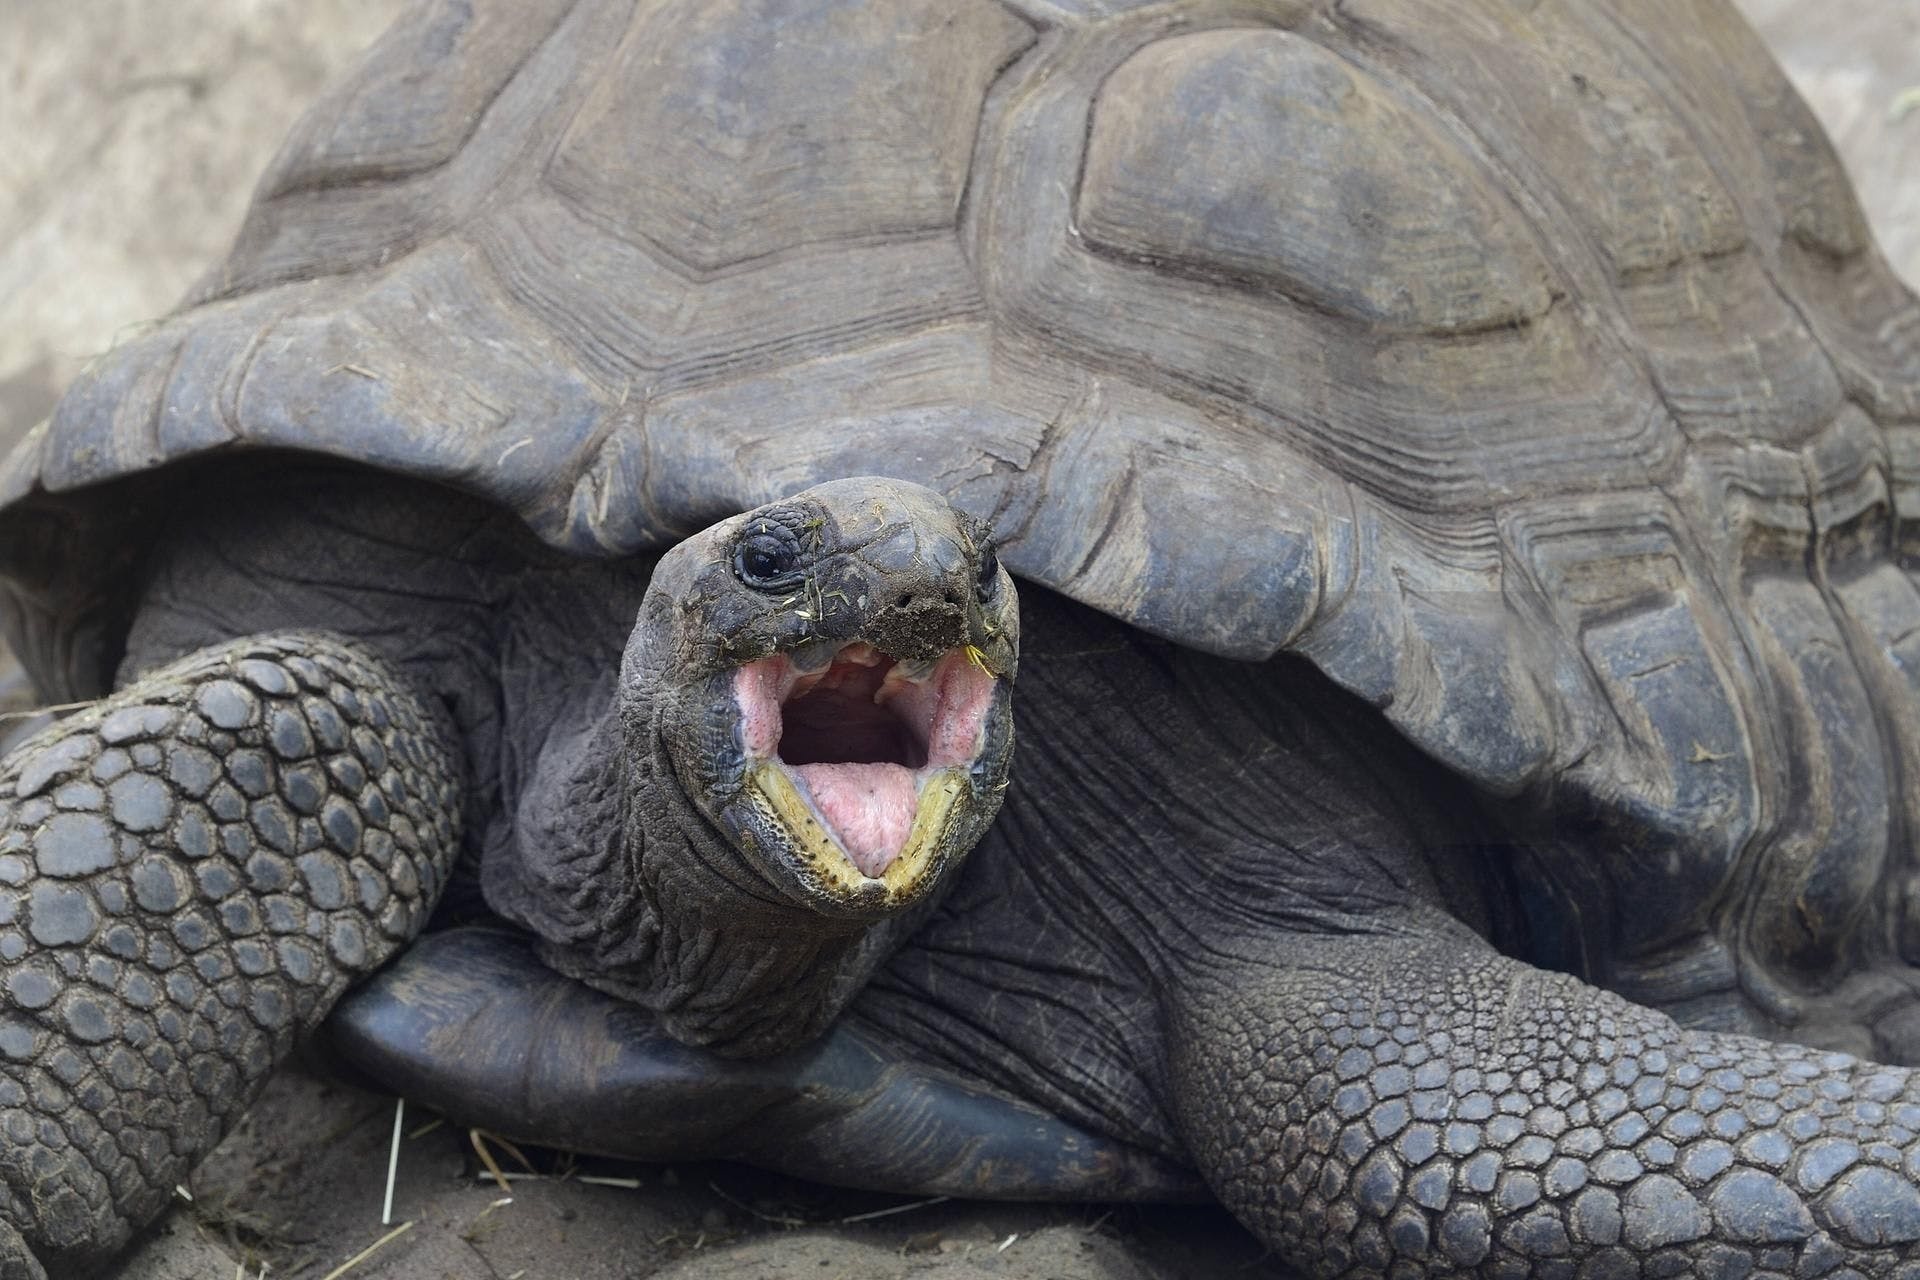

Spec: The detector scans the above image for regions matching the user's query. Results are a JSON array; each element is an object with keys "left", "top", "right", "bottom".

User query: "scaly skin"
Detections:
[
  {"left": 1175, "top": 917, "right": 1920, "bottom": 1278},
  {"left": 0, "top": 633, "right": 458, "bottom": 1278}
]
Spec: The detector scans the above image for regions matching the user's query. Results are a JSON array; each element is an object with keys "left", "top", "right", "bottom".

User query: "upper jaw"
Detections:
[{"left": 720, "top": 637, "right": 1007, "bottom": 908}]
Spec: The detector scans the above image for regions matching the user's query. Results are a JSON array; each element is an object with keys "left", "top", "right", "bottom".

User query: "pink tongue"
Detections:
[{"left": 789, "top": 762, "right": 918, "bottom": 877}]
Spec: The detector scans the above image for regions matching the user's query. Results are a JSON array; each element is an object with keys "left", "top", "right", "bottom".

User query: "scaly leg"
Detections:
[
  {"left": 0, "top": 634, "right": 458, "bottom": 1278},
  {"left": 1172, "top": 911, "right": 1920, "bottom": 1278}
]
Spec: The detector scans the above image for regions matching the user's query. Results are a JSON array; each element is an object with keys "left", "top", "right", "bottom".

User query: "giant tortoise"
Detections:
[{"left": 3, "top": 0, "right": 1920, "bottom": 1276}]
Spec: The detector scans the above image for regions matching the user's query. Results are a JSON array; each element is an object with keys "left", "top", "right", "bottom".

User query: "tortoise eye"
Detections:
[
  {"left": 976, "top": 543, "right": 1000, "bottom": 599},
  {"left": 734, "top": 525, "right": 804, "bottom": 590}
]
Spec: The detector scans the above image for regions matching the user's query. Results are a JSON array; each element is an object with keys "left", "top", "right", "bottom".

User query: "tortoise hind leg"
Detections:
[
  {"left": 1171, "top": 909, "right": 1920, "bottom": 1278},
  {"left": 0, "top": 633, "right": 458, "bottom": 1278}
]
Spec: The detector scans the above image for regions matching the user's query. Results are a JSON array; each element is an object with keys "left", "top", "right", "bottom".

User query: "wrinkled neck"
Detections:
[
  {"left": 495, "top": 669, "right": 910, "bottom": 1058},
  {"left": 633, "top": 696, "right": 950, "bottom": 1056}
]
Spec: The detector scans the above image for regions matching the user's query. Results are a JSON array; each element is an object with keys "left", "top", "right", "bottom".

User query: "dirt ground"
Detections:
[{"left": 0, "top": 2, "right": 1916, "bottom": 1278}]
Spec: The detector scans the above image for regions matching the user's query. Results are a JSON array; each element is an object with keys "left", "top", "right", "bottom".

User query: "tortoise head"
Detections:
[{"left": 630, "top": 477, "right": 1017, "bottom": 919}]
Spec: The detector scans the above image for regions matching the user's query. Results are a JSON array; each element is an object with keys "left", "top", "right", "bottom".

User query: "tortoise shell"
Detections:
[{"left": 4, "top": 0, "right": 1920, "bottom": 1000}]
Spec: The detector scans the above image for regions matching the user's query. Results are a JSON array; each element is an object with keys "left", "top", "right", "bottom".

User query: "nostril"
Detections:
[
  {"left": 895, "top": 592, "right": 915, "bottom": 609},
  {"left": 942, "top": 589, "right": 962, "bottom": 607}
]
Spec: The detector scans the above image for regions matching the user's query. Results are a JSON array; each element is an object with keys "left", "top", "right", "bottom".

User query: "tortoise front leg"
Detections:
[
  {"left": 0, "top": 633, "right": 458, "bottom": 1279},
  {"left": 1172, "top": 912, "right": 1920, "bottom": 1278},
  {"left": 326, "top": 926, "right": 1202, "bottom": 1203}
]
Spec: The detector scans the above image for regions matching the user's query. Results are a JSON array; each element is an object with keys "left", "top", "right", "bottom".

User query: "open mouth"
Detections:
[{"left": 734, "top": 642, "right": 997, "bottom": 878}]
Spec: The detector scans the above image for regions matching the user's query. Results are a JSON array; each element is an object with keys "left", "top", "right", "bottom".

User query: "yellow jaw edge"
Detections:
[{"left": 747, "top": 762, "right": 968, "bottom": 898}]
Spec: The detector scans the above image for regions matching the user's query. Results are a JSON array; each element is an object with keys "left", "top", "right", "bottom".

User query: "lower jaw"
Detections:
[{"left": 745, "top": 760, "right": 969, "bottom": 901}]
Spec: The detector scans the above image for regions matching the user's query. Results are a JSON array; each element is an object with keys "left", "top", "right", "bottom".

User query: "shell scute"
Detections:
[
  {"left": 1740, "top": 570, "right": 1890, "bottom": 973},
  {"left": 1077, "top": 29, "right": 1556, "bottom": 334},
  {"left": 239, "top": 244, "right": 607, "bottom": 507},
  {"left": 1498, "top": 492, "right": 1761, "bottom": 958},
  {"left": 546, "top": 0, "right": 1034, "bottom": 273},
  {"left": 207, "top": 0, "right": 594, "bottom": 302},
  {"left": 1515, "top": 7, "right": 1750, "bottom": 280},
  {"left": 1003, "top": 410, "right": 1337, "bottom": 658},
  {"left": 255, "top": 0, "right": 577, "bottom": 196},
  {"left": 1687, "top": 4, "right": 1873, "bottom": 263},
  {"left": 1620, "top": 253, "right": 1845, "bottom": 448},
  {"left": 1678, "top": 427, "right": 1895, "bottom": 959},
  {"left": 470, "top": 190, "right": 984, "bottom": 399},
  {"left": 991, "top": 18, "right": 1674, "bottom": 531}
]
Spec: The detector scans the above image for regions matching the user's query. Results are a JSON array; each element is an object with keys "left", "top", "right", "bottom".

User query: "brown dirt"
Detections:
[
  {"left": 118, "top": 1065, "right": 1284, "bottom": 1279},
  {"left": 1, "top": 3, "right": 1915, "bottom": 1278}
]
